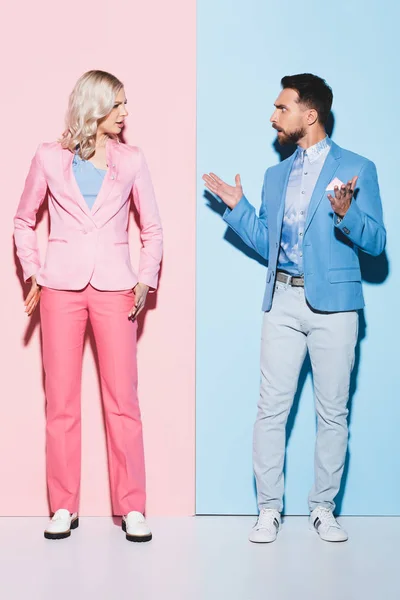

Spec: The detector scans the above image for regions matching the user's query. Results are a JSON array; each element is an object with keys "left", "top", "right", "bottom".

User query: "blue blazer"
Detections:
[{"left": 223, "top": 141, "right": 386, "bottom": 312}]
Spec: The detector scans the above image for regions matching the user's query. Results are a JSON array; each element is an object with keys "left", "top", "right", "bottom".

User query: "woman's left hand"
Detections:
[{"left": 129, "top": 283, "right": 150, "bottom": 320}]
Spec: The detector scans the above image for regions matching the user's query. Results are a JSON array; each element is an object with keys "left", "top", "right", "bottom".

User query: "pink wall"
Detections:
[{"left": 1, "top": 1, "right": 195, "bottom": 516}]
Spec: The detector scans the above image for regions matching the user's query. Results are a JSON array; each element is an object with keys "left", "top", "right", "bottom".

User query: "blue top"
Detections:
[
  {"left": 72, "top": 153, "right": 107, "bottom": 210},
  {"left": 278, "top": 137, "right": 331, "bottom": 275}
]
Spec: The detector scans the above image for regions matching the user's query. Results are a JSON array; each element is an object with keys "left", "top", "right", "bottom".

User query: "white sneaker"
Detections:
[
  {"left": 44, "top": 509, "right": 79, "bottom": 540},
  {"left": 122, "top": 511, "right": 152, "bottom": 543},
  {"left": 249, "top": 508, "right": 281, "bottom": 543},
  {"left": 310, "top": 506, "right": 348, "bottom": 542}
]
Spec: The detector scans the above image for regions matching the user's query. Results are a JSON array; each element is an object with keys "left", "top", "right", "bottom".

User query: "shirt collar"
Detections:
[{"left": 297, "top": 136, "right": 331, "bottom": 164}]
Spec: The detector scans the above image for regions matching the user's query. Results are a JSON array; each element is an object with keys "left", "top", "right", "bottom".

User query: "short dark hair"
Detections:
[{"left": 281, "top": 73, "right": 333, "bottom": 125}]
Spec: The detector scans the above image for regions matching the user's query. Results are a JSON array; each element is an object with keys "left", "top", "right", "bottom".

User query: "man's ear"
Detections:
[{"left": 307, "top": 108, "right": 318, "bottom": 126}]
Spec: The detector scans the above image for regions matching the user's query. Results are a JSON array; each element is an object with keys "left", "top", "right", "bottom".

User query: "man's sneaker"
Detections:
[
  {"left": 249, "top": 508, "right": 281, "bottom": 543},
  {"left": 122, "top": 511, "right": 152, "bottom": 542},
  {"left": 44, "top": 509, "right": 79, "bottom": 540},
  {"left": 310, "top": 506, "right": 348, "bottom": 542}
]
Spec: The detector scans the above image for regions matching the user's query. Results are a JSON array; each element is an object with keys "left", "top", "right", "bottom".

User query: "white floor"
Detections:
[{"left": 0, "top": 516, "right": 399, "bottom": 600}]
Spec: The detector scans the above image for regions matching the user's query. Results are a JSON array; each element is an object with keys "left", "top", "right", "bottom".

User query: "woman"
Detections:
[{"left": 14, "top": 70, "right": 163, "bottom": 542}]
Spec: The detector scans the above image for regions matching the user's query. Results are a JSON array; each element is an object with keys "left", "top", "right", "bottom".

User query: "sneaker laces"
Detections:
[
  {"left": 255, "top": 509, "right": 279, "bottom": 531},
  {"left": 315, "top": 507, "right": 340, "bottom": 529}
]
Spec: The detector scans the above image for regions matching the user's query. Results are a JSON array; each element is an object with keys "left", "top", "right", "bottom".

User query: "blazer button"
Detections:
[{"left": 343, "top": 227, "right": 350, "bottom": 235}]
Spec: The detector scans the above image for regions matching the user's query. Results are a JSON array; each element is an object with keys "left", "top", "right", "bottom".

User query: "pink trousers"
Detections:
[{"left": 40, "top": 285, "right": 146, "bottom": 515}]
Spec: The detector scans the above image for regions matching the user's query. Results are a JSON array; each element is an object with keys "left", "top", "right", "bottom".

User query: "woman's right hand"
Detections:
[{"left": 25, "top": 276, "right": 41, "bottom": 316}]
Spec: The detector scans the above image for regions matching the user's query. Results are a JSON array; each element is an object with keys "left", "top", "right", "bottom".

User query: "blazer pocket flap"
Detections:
[
  {"left": 328, "top": 268, "right": 361, "bottom": 283},
  {"left": 48, "top": 237, "right": 68, "bottom": 243}
]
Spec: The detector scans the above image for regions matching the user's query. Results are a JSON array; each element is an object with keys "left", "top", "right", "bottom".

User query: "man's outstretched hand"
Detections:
[{"left": 202, "top": 173, "right": 243, "bottom": 210}]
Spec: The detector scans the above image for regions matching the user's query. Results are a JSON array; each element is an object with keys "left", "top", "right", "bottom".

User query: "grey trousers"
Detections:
[{"left": 253, "top": 281, "right": 358, "bottom": 513}]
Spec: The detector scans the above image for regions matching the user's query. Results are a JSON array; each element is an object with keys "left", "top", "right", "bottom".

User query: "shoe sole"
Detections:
[
  {"left": 249, "top": 524, "right": 281, "bottom": 543},
  {"left": 308, "top": 522, "right": 348, "bottom": 543},
  {"left": 44, "top": 516, "right": 79, "bottom": 540},
  {"left": 122, "top": 519, "right": 152, "bottom": 543}
]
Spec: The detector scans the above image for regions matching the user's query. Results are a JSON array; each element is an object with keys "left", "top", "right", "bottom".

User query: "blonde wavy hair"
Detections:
[{"left": 60, "top": 70, "right": 124, "bottom": 160}]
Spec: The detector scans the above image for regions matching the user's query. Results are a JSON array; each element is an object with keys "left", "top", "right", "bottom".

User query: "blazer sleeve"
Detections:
[
  {"left": 14, "top": 144, "right": 48, "bottom": 282},
  {"left": 132, "top": 149, "right": 163, "bottom": 290},
  {"left": 222, "top": 171, "right": 269, "bottom": 260},
  {"left": 334, "top": 160, "right": 386, "bottom": 256}
]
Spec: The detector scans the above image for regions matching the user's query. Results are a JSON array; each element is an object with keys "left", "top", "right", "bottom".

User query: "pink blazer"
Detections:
[{"left": 14, "top": 140, "right": 163, "bottom": 291}]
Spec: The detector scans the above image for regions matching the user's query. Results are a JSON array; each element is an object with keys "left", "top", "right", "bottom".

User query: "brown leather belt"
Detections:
[{"left": 276, "top": 271, "right": 305, "bottom": 287}]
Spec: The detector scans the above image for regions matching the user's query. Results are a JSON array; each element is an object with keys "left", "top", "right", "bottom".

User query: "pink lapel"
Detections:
[
  {"left": 62, "top": 146, "right": 94, "bottom": 221},
  {"left": 61, "top": 139, "right": 121, "bottom": 222},
  {"left": 91, "top": 140, "right": 121, "bottom": 216}
]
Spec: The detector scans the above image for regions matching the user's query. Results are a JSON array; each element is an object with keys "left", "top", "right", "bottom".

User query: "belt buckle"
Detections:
[{"left": 278, "top": 271, "right": 291, "bottom": 289}]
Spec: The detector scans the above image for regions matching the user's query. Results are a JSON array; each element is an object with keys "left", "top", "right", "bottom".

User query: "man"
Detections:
[{"left": 203, "top": 73, "right": 386, "bottom": 543}]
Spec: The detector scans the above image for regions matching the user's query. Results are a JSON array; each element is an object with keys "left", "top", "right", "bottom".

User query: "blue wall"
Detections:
[{"left": 196, "top": 0, "right": 400, "bottom": 515}]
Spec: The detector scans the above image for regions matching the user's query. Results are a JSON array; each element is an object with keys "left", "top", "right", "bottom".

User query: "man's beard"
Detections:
[{"left": 274, "top": 126, "right": 306, "bottom": 146}]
